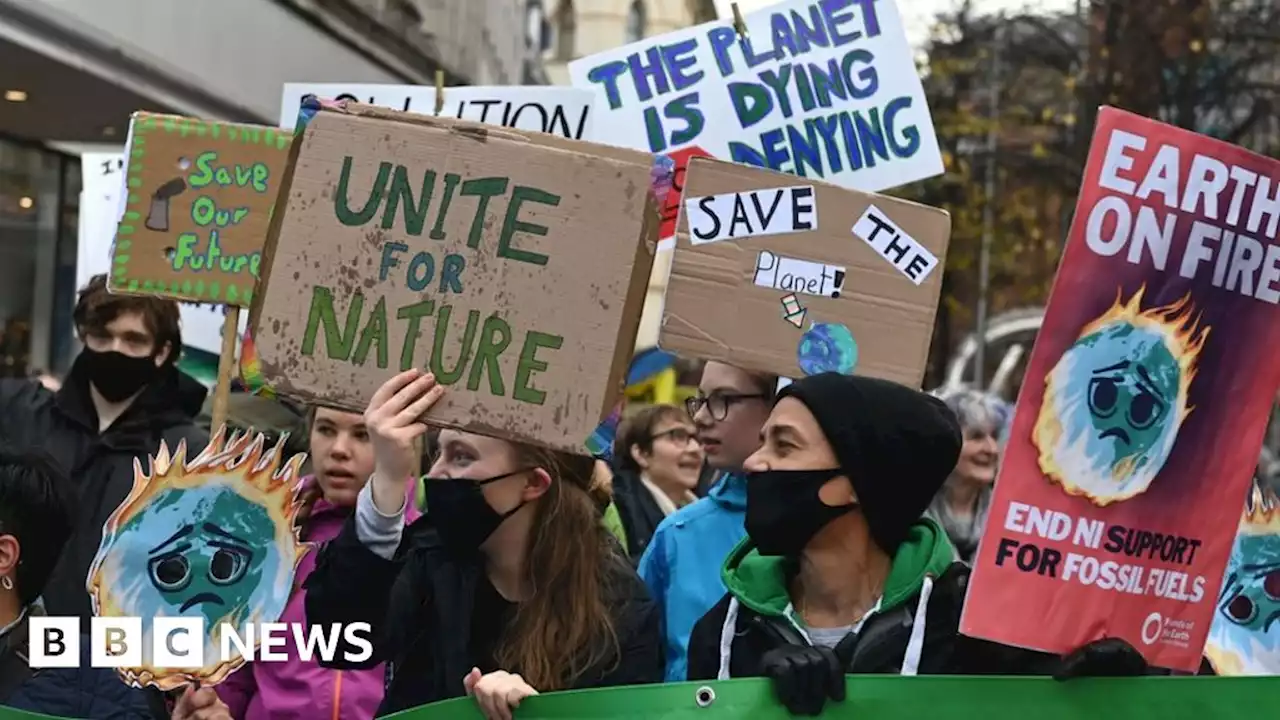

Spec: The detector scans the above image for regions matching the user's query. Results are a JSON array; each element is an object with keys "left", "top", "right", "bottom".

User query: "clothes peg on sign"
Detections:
[{"left": 434, "top": 70, "right": 445, "bottom": 116}]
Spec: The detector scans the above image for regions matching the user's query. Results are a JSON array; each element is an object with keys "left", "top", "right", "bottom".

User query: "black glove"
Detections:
[
  {"left": 1054, "top": 638, "right": 1150, "bottom": 680},
  {"left": 760, "top": 638, "right": 852, "bottom": 717}
]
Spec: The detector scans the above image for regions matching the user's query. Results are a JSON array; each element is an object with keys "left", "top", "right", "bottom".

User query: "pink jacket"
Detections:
[{"left": 216, "top": 477, "right": 420, "bottom": 720}]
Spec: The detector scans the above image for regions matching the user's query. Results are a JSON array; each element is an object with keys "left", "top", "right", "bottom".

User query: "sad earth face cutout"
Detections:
[{"left": 87, "top": 426, "right": 309, "bottom": 690}]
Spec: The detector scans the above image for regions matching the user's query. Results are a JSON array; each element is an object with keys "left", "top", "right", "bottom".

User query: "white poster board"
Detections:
[{"left": 278, "top": 84, "right": 597, "bottom": 139}]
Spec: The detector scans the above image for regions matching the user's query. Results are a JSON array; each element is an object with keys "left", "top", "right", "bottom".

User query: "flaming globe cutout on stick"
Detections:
[
  {"left": 87, "top": 426, "right": 309, "bottom": 690},
  {"left": 1033, "top": 285, "right": 1209, "bottom": 507},
  {"left": 1205, "top": 483, "right": 1280, "bottom": 676}
]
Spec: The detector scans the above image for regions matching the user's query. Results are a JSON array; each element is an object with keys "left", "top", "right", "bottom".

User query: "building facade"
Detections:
[
  {"left": 0, "top": 0, "right": 543, "bottom": 377},
  {"left": 534, "top": 0, "right": 719, "bottom": 85}
]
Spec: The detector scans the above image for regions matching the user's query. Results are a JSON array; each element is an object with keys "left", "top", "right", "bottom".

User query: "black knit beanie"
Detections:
[{"left": 776, "top": 373, "right": 963, "bottom": 555}]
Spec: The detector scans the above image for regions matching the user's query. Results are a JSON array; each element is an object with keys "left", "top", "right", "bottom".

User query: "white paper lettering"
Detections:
[
  {"left": 754, "top": 250, "right": 845, "bottom": 298},
  {"left": 683, "top": 185, "right": 817, "bottom": 245},
  {"left": 851, "top": 205, "right": 938, "bottom": 285}
]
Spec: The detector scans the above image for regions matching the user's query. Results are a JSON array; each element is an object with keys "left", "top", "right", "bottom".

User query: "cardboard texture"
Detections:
[
  {"left": 249, "top": 103, "right": 658, "bottom": 453},
  {"left": 110, "top": 113, "right": 291, "bottom": 306},
  {"left": 661, "top": 157, "right": 951, "bottom": 387}
]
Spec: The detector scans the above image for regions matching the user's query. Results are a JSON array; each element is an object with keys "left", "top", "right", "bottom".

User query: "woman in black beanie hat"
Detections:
[{"left": 686, "top": 373, "right": 1152, "bottom": 715}]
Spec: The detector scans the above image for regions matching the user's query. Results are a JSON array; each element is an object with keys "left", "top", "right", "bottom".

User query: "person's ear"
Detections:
[
  {"left": 0, "top": 535, "right": 20, "bottom": 579},
  {"left": 153, "top": 341, "right": 173, "bottom": 367},
  {"left": 629, "top": 443, "right": 650, "bottom": 471},
  {"left": 524, "top": 468, "right": 553, "bottom": 501}
]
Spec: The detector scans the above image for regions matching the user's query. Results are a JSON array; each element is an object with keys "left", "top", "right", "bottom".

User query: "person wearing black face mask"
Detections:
[
  {"left": 686, "top": 373, "right": 1171, "bottom": 716},
  {"left": 304, "top": 369, "right": 662, "bottom": 719},
  {"left": 0, "top": 275, "right": 207, "bottom": 626}
]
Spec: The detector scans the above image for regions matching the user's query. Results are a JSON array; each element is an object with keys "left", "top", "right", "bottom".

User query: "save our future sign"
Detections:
[{"left": 249, "top": 102, "right": 659, "bottom": 452}]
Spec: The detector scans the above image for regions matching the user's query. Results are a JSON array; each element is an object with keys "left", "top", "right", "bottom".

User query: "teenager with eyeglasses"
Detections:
[
  {"left": 610, "top": 405, "right": 705, "bottom": 561},
  {"left": 637, "top": 361, "right": 777, "bottom": 682}
]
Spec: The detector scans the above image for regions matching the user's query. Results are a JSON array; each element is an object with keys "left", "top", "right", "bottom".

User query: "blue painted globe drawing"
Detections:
[{"left": 797, "top": 323, "right": 858, "bottom": 376}]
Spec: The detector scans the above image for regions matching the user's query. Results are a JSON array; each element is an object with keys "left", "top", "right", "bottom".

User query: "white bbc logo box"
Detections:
[{"left": 28, "top": 616, "right": 207, "bottom": 668}]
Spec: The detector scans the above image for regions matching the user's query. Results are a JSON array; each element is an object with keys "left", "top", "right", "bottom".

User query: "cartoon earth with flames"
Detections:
[
  {"left": 1032, "top": 286, "right": 1209, "bottom": 506},
  {"left": 1205, "top": 484, "right": 1280, "bottom": 676},
  {"left": 87, "top": 428, "right": 308, "bottom": 690}
]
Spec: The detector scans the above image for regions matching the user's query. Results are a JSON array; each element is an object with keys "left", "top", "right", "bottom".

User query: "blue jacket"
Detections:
[
  {"left": 3, "top": 633, "right": 153, "bottom": 719},
  {"left": 637, "top": 472, "right": 747, "bottom": 682}
]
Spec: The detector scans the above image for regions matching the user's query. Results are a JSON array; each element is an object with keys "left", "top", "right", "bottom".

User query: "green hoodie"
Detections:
[{"left": 721, "top": 517, "right": 957, "bottom": 625}]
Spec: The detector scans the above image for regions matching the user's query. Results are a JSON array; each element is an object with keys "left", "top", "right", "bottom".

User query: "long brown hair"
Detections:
[{"left": 493, "top": 444, "right": 620, "bottom": 691}]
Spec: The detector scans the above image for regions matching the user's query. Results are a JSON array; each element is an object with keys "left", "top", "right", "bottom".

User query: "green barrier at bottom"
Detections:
[
  {"left": 383, "top": 676, "right": 1279, "bottom": 720},
  {"left": 3, "top": 676, "right": 1275, "bottom": 719}
]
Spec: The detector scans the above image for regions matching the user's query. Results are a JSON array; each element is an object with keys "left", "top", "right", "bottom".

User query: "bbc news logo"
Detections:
[{"left": 28, "top": 617, "right": 373, "bottom": 668}]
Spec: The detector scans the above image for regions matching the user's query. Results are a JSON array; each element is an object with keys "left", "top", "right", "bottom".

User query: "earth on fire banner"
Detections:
[{"left": 960, "top": 106, "right": 1280, "bottom": 672}]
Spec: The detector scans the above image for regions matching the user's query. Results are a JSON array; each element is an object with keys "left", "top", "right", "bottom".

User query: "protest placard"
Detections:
[
  {"left": 569, "top": 0, "right": 942, "bottom": 242},
  {"left": 108, "top": 113, "right": 291, "bottom": 307},
  {"left": 249, "top": 103, "right": 658, "bottom": 453},
  {"left": 660, "top": 157, "right": 949, "bottom": 387},
  {"left": 79, "top": 152, "right": 250, "bottom": 355},
  {"left": 960, "top": 107, "right": 1280, "bottom": 672},
  {"left": 278, "top": 84, "right": 596, "bottom": 139}
]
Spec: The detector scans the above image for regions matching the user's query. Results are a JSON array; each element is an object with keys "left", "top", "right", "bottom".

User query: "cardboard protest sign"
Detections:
[
  {"left": 1204, "top": 482, "right": 1280, "bottom": 675},
  {"left": 660, "top": 157, "right": 949, "bottom": 387},
  {"left": 109, "top": 113, "right": 291, "bottom": 307},
  {"left": 87, "top": 427, "right": 308, "bottom": 690},
  {"left": 80, "top": 152, "right": 249, "bottom": 354},
  {"left": 569, "top": 0, "right": 942, "bottom": 243},
  {"left": 278, "top": 84, "right": 596, "bottom": 139},
  {"left": 386, "top": 676, "right": 1275, "bottom": 720},
  {"left": 960, "top": 108, "right": 1280, "bottom": 671},
  {"left": 249, "top": 102, "right": 659, "bottom": 453}
]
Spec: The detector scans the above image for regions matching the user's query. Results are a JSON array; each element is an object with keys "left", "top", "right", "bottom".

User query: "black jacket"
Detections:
[
  {"left": 1, "top": 613, "right": 152, "bottom": 719},
  {"left": 610, "top": 470, "right": 668, "bottom": 561},
  {"left": 688, "top": 561, "right": 1168, "bottom": 680},
  {"left": 306, "top": 513, "right": 664, "bottom": 717},
  {"left": 0, "top": 363, "right": 208, "bottom": 621}
]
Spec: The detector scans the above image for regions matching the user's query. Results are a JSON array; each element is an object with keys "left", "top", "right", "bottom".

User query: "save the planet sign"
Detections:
[{"left": 962, "top": 107, "right": 1280, "bottom": 672}]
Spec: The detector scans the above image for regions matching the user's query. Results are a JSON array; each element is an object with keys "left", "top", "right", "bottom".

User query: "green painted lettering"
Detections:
[
  {"left": 459, "top": 178, "right": 510, "bottom": 250},
  {"left": 429, "top": 173, "right": 460, "bottom": 241},
  {"left": 335, "top": 156, "right": 389, "bottom": 227},
  {"left": 301, "top": 286, "right": 363, "bottom": 361},
  {"left": 396, "top": 300, "right": 435, "bottom": 370},
  {"left": 513, "top": 331, "right": 562, "bottom": 405},
  {"left": 499, "top": 186, "right": 558, "bottom": 266},
  {"left": 467, "top": 315, "right": 511, "bottom": 395},
  {"left": 381, "top": 166, "right": 435, "bottom": 236},
  {"left": 188, "top": 152, "right": 218, "bottom": 188},
  {"left": 352, "top": 296, "right": 389, "bottom": 368},
  {"left": 429, "top": 306, "right": 480, "bottom": 385}
]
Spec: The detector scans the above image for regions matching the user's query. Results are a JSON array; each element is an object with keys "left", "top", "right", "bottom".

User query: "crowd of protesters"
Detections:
[{"left": 0, "top": 275, "right": 1211, "bottom": 720}]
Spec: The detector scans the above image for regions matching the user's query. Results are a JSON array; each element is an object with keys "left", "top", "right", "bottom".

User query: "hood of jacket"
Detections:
[
  {"left": 721, "top": 516, "right": 956, "bottom": 618},
  {"left": 707, "top": 470, "right": 747, "bottom": 511}
]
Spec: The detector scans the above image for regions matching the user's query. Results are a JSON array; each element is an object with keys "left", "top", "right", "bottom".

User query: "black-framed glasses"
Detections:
[
  {"left": 685, "top": 393, "right": 766, "bottom": 422},
  {"left": 652, "top": 427, "right": 697, "bottom": 445}
]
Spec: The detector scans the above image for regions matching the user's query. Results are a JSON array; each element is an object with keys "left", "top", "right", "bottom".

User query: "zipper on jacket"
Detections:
[{"left": 331, "top": 670, "right": 343, "bottom": 720}]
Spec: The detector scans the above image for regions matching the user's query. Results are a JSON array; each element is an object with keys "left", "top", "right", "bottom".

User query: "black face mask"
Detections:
[
  {"left": 424, "top": 469, "right": 529, "bottom": 556},
  {"left": 745, "top": 468, "right": 856, "bottom": 556},
  {"left": 79, "top": 348, "right": 161, "bottom": 402}
]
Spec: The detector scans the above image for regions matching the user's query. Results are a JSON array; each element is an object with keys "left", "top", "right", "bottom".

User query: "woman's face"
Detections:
[
  {"left": 634, "top": 416, "right": 703, "bottom": 491},
  {"left": 744, "top": 397, "right": 856, "bottom": 507},
  {"left": 427, "top": 430, "right": 547, "bottom": 514},
  {"left": 956, "top": 425, "right": 999, "bottom": 485},
  {"left": 310, "top": 408, "right": 375, "bottom": 506}
]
